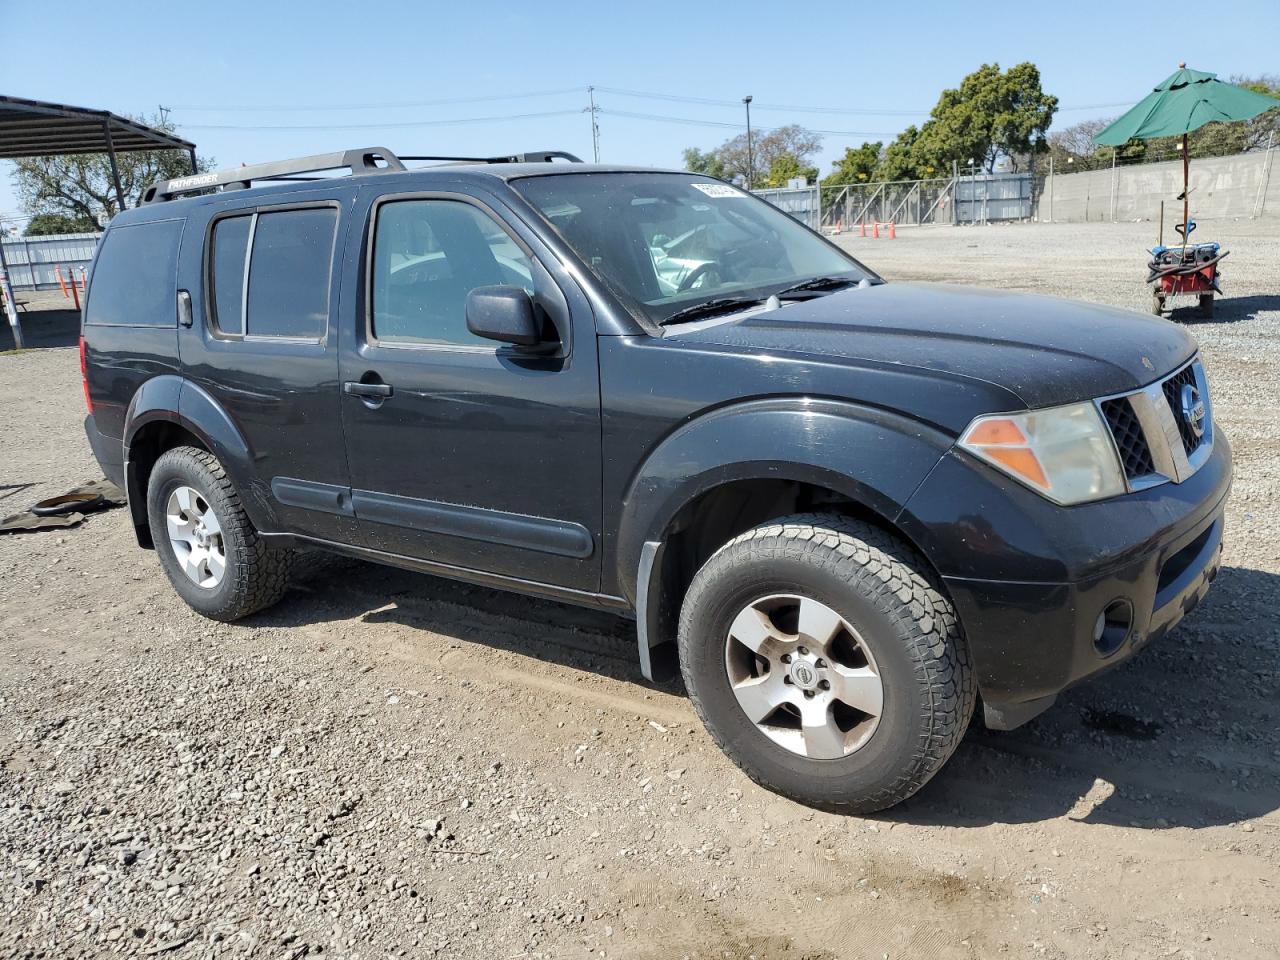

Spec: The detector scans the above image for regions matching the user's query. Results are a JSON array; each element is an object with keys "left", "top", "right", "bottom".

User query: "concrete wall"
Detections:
[{"left": 1038, "top": 150, "right": 1279, "bottom": 223}]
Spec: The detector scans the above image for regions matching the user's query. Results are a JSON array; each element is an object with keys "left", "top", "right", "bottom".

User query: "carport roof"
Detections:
[{"left": 0, "top": 95, "right": 195, "bottom": 159}]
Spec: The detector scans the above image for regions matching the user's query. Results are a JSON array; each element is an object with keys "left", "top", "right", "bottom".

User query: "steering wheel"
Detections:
[{"left": 677, "top": 261, "right": 722, "bottom": 293}]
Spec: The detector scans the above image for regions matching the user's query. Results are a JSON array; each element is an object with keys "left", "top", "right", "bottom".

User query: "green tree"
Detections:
[
  {"left": 683, "top": 125, "right": 822, "bottom": 186},
  {"left": 822, "top": 141, "right": 882, "bottom": 186},
  {"left": 682, "top": 147, "right": 731, "bottom": 181},
  {"left": 24, "top": 212, "right": 100, "bottom": 236},
  {"left": 911, "top": 62, "right": 1058, "bottom": 173},
  {"left": 763, "top": 152, "right": 819, "bottom": 187},
  {"left": 12, "top": 114, "right": 212, "bottom": 224},
  {"left": 875, "top": 126, "right": 925, "bottom": 181}
]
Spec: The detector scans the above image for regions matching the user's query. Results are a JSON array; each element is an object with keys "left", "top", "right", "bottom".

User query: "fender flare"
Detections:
[
  {"left": 123, "top": 376, "right": 278, "bottom": 541},
  {"left": 615, "top": 396, "right": 956, "bottom": 605}
]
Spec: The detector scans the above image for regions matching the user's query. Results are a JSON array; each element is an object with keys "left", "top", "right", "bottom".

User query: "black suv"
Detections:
[{"left": 81, "top": 147, "right": 1230, "bottom": 812}]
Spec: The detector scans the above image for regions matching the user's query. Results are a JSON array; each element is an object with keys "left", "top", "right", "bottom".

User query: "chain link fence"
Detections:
[{"left": 754, "top": 172, "right": 1035, "bottom": 232}]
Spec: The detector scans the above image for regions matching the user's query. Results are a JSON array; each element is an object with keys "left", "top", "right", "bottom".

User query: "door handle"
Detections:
[
  {"left": 177, "top": 290, "right": 193, "bottom": 328},
  {"left": 343, "top": 381, "right": 393, "bottom": 399}
]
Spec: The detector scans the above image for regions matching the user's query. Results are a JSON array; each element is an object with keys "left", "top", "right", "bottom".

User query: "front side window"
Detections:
[
  {"left": 209, "top": 206, "right": 337, "bottom": 339},
  {"left": 370, "top": 199, "right": 533, "bottom": 347},
  {"left": 512, "top": 173, "right": 874, "bottom": 327},
  {"left": 85, "top": 219, "right": 184, "bottom": 327}
]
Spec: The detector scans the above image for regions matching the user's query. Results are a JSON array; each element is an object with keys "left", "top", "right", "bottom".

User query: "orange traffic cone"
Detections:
[
  {"left": 888, "top": 222, "right": 896, "bottom": 239},
  {"left": 872, "top": 221, "right": 880, "bottom": 239},
  {"left": 859, "top": 221, "right": 866, "bottom": 238}
]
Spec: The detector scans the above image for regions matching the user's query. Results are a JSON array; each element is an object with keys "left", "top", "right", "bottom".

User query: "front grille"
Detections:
[
  {"left": 1101, "top": 397, "right": 1156, "bottom": 479},
  {"left": 1097, "top": 359, "right": 1211, "bottom": 491},
  {"left": 1161, "top": 364, "right": 1202, "bottom": 456}
]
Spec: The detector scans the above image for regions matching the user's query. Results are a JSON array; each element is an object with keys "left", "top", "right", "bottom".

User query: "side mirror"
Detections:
[{"left": 466, "top": 285, "right": 542, "bottom": 347}]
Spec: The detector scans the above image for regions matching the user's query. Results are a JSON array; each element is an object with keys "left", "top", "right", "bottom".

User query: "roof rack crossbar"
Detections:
[
  {"left": 399, "top": 150, "right": 584, "bottom": 165},
  {"left": 141, "top": 146, "right": 405, "bottom": 204}
]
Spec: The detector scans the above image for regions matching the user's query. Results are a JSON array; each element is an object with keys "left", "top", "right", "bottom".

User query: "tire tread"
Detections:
[
  {"left": 149, "top": 446, "right": 292, "bottom": 621},
  {"left": 679, "top": 512, "right": 976, "bottom": 813}
]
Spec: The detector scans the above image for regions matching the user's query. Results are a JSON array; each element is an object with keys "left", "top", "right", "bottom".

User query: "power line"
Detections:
[
  {"left": 595, "top": 86, "right": 928, "bottom": 117},
  {"left": 178, "top": 109, "right": 583, "bottom": 132},
  {"left": 600, "top": 108, "right": 897, "bottom": 138},
  {"left": 166, "top": 83, "right": 1135, "bottom": 120},
  {"left": 169, "top": 87, "right": 583, "bottom": 112}
]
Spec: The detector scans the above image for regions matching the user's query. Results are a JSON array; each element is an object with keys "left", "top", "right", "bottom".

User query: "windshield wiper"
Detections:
[
  {"left": 774, "top": 276, "right": 864, "bottom": 299},
  {"left": 659, "top": 296, "right": 765, "bottom": 327}
]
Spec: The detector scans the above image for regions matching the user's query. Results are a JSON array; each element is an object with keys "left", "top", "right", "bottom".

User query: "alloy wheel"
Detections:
[
  {"left": 723, "top": 593, "right": 883, "bottom": 759},
  {"left": 165, "top": 485, "right": 226, "bottom": 589}
]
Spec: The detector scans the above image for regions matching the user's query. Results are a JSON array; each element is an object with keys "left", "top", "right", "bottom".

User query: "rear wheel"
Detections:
[
  {"left": 1199, "top": 293, "right": 1214, "bottom": 318},
  {"left": 1152, "top": 294, "right": 1166, "bottom": 316},
  {"left": 146, "top": 446, "right": 293, "bottom": 621},
  {"left": 678, "top": 514, "right": 975, "bottom": 813}
]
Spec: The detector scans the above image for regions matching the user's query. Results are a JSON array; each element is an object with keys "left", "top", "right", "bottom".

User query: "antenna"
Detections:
[{"left": 586, "top": 86, "right": 601, "bottom": 163}]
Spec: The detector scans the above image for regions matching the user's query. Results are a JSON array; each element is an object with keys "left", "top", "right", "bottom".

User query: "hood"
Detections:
[{"left": 667, "top": 282, "right": 1197, "bottom": 408}]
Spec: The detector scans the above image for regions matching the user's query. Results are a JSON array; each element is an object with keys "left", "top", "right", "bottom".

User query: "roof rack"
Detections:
[
  {"left": 141, "top": 147, "right": 404, "bottom": 204},
  {"left": 141, "top": 146, "right": 584, "bottom": 204},
  {"left": 400, "top": 150, "right": 583, "bottom": 165}
]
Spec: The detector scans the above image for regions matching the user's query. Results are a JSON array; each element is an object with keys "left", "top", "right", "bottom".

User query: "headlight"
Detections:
[{"left": 958, "top": 401, "right": 1125, "bottom": 506}]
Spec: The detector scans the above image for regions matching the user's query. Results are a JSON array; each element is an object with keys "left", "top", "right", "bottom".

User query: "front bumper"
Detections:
[{"left": 901, "top": 431, "right": 1232, "bottom": 728}]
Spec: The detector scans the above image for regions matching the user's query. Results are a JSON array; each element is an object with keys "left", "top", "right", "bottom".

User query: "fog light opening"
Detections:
[{"left": 1093, "top": 599, "right": 1134, "bottom": 657}]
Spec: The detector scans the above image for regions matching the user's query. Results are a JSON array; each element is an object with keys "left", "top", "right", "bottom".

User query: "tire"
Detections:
[
  {"left": 146, "top": 446, "right": 293, "bottom": 621},
  {"left": 1151, "top": 294, "right": 1166, "bottom": 316},
  {"left": 1199, "top": 293, "right": 1214, "bottom": 318},
  {"left": 678, "top": 513, "right": 975, "bottom": 813}
]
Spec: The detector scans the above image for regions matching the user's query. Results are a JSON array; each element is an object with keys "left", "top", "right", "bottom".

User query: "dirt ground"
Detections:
[{"left": 1, "top": 220, "right": 1277, "bottom": 960}]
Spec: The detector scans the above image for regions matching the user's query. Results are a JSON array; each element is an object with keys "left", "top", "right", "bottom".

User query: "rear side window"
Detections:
[
  {"left": 210, "top": 216, "right": 250, "bottom": 335},
  {"left": 84, "top": 219, "right": 184, "bottom": 327},
  {"left": 209, "top": 206, "right": 338, "bottom": 340}
]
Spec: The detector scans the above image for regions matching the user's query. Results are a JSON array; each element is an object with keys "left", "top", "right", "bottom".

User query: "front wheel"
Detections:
[
  {"left": 678, "top": 514, "right": 975, "bottom": 813},
  {"left": 146, "top": 446, "right": 293, "bottom": 621}
]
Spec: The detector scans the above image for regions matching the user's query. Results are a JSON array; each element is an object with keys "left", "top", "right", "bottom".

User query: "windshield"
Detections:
[{"left": 512, "top": 173, "right": 876, "bottom": 327}]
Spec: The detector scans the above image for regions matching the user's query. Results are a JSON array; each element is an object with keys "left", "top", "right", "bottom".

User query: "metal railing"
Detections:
[
  {"left": 2, "top": 232, "right": 99, "bottom": 290},
  {"left": 754, "top": 172, "right": 1036, "bottom": 232}
]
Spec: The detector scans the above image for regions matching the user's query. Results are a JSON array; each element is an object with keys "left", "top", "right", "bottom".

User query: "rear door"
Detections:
[
  {"left": 336, "top": 185, "right": 603, "bottom": 592},
  {"left": 178, "top": 193, "right": 358, "bottom": 544}
]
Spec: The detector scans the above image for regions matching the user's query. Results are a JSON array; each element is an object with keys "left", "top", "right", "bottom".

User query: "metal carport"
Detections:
[{"left": 0, "top": 95, "right": 197, "bottom": 348}]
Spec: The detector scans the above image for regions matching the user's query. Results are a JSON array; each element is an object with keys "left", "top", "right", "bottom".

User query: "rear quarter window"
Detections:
[{"left": 84, "top": 219, "right": 184, "bottom": 327}]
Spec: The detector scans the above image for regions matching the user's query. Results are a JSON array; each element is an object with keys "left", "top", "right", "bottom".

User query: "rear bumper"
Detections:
[
  {"left": 84, "top": 415, "right": 125, "bottom": 490},
  {"left": 904, "top": 432, "right": 1232, "bottom": 728}
]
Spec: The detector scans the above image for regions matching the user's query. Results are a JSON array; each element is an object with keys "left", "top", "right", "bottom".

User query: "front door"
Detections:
[{"left": 338, "top": 188, "right": 603, "bottom": 593}]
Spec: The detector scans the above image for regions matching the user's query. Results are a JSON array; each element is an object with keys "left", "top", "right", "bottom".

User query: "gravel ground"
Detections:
[{"left": 1, "top": 219, "right": 1278, "bottom": 959}]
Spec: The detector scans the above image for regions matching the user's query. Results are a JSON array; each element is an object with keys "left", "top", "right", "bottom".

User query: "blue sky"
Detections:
[{"left": 2, "top": 0, "right": 1277, "bottom": 222}]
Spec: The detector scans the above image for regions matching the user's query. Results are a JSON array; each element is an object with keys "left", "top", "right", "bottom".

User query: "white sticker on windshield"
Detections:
[{"left": 690, "top": 182, "right": 741, "bottom": 198}]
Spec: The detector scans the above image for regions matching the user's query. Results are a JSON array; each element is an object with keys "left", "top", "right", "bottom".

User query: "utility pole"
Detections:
[
  {"left": 158, "top": 104, "right": 171, "bottom": 125},
  {"left": 586, "top": 87, "right": 600, "bottom": 163},
  {"left": 743, "top": 96, "right": 754, "bottom": 190}
]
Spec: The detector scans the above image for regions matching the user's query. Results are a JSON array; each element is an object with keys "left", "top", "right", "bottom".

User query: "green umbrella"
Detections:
[{"left": 1094, "top": 64, "right": 1279, "bottom": 242}]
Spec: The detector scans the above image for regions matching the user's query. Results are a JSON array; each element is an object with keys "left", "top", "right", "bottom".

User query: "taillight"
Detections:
[{"left": 79, "top": 336, "right": 93, "bottom": 414}]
